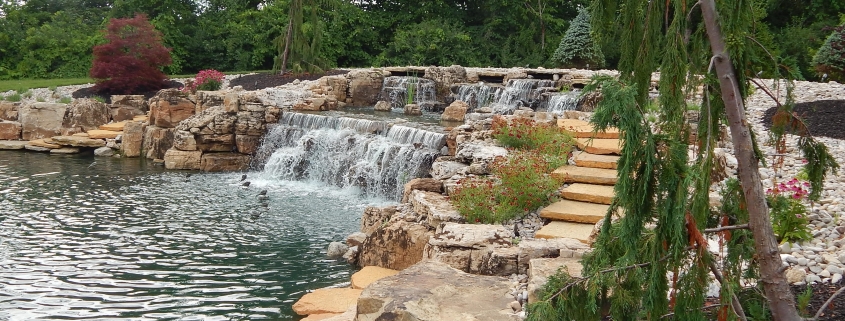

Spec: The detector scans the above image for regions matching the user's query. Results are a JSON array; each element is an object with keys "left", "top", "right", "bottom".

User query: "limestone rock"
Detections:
[
  {"left": 327, "top": 242, "right": 349, "bottom": 259},
  {"left": 121, "top": 121, "right": 146, "bottom": 158},
  {"left": 110, "top": 105, "right": 146, "bottom": 122},
  {"left": 63, "top": 99, "right": 110, "bottom": 132},
  {"left": 403, "top": 103, "right": 421, "bottom": 116},
  {"left": 111, "top": 95, "right": 148, "bottom": 112},
  {"left": 504, "top": 69, "right": 529, "bottom": 83},
  {"left": 347, "top": 69, "right": 384, "bottom": 107},
  {"left": 164, "top": 149, "right": 203, "bottom": 170},
  {"left": 28, "top": 139, "right": 60, "bottom": 149},
  {"left": 517, "top": 238, "right": 589, "bottom": 274},
  {"left": 441, "top": 100, "right": 469, "bottom": 122},
  {"left": 86, "top": 130, "right": 122, "bottom": 139},
  {"left": 51, "top": 136, "right": 106, "bottom": 147},
  {"left": 235, "top": 111, "right": 265, "bottom": 136},
  {"left": 19, "top": 102, "right": 67, "bottom": 140},
  {"left": 424, "top": 223, "right": 516, "bottom": 275},
  {"left": 0, "top": 121, "right": 22, "bottom": 140},
  {"left": 173, "top": 130, "right": 197, "bottom": 151},
  {"left": 373, "top": 100, "right": 391, "bottom": 111},
  {"left": 235, "top": 135, "right": 261, "bottom": 154},
  {"left": 786, "top": 267, "right": 807, "bottom": 284},
  {"left": 94, "top": 147, "right": 114, "bottom": 157},
  {"left": 50, "top": 147, "right": 80, "bottom": 154},
  {"left": 0, "top": 140, "right": 27, "bottom": 149},
  {"left": 293, "top": 288, "right": 362, "bottom": 315},
  {"left": 351, "top": 266, "right": 399, "bottom": 290},
  {"left": 0, "top": 102, "right": 19, "bottom": 121},
  {"left": 149, "top": 89, "right": 195, "bottom": 128},
  {"left": 194, "top": 91, "right": 225, "bottom": 113},
  {"left": 196, "top": 134, "right": 234, "bottom": 152},
  {"left": 402, "top": 178, "right": 444, "bottom": 202},
  {"left": 24, "top": 145, "right": 51, "bottom": 152},
  {"left": 430, "top": 159, "right": 468, "bottom": 180},
  {"left": 410, "top": 190, "right": 464, "bottom": 227},
  {"left": 455, "top": 143, "right": 508, "bottom": 163},
  {"left": 356, "top": 261, "right": 518, "bottom": 321},
  {"left": 358, "top": 220, "right": 432, "bottom": 270},
  {"left": 142, "top": 126, "right": 175, "bottom": 160},
  {"left": 424, "top": 65, "right": 467, "bottom": 99},
  {"left": 361, "top": 206, "right": 398, "bottom": 235},
  {"left": 223, "top": 93, "right": 239, "bottom": 113},
  {"left": 527, "top": 257, "right": 583, "bottom": 304},
  {"left": 346, "top": 232, "right": 367, "bottom": 247},
  {"left": 200, "top": 152, "right": 250, "bottom": 172}
]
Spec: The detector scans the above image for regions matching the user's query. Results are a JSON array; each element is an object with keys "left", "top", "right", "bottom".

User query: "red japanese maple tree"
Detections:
[{"left": 90, "top": 14, "right": 172, "bottom": 94}]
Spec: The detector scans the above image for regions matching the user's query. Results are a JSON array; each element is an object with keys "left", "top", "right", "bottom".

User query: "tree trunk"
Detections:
[
  {"left": 699, "top": 1, "right": 800, "bottom": 320},
  {"left": 280, "top": 19, "right": 293, "bottom": 75}
]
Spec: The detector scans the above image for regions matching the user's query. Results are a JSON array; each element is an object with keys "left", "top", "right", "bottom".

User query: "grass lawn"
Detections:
[{"left": 0, "top": 70, "right": 270, "bottom": 92}]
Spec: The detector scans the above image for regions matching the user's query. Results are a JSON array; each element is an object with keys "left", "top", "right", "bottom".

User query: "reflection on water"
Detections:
[{"left": 0, "top": 151, "right": 379, "bottom": 320}]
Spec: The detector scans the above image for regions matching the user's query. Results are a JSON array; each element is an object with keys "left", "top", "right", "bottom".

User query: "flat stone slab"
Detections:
[
  {"left": 561, "top": 183, "right": 615, "bottom": 205},
  {"left": 99, "top": 121, "right": 127, "bottom": 131},
  {"left": 534, "top": 221, "right": 594, "bottom": 243},
  {"left": 51, "top": 136, "right": 106, "bottom": 148},
  {"left": 0, "top": 140, "right": 27, "bottom": 149},
  {"left": 557, "top": 119, "right": 620, "bottom": 139},
  {"left": 50, "top": 147, "right": 81, "bottom": 154},
  {"left": 351, "top": 266, "right": 399, "bottom": 290},
  {"left": 573, "top": 151, "right": 619, "bottom": 169},
  {"left": 293, "top": 288, "right": 363, "bottom": 315},
  {"left": 552, "top": 165, "right": 617, "bottom": 185},
  {"left": 575, "top": 138, "right": 622, "bottom": 155},
  {"left": 540, "top": 200, "right": 609, "bottom": 224},
  {"left": 24, "top": 145, "right": 51, "bottom": 152},
  {"left": 87, "top": 129, "right": 122, "bottom": 139},
  {"left": 527, "top": 257, "right": 583, "bottom": 304},
  {"left": 133, "top": 115, "right": 148, "bottom": 122}
]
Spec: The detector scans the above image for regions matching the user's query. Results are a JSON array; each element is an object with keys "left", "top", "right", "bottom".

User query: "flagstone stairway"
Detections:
[{"left": 534, "top": 119, "right": 621, "bottom": 243}]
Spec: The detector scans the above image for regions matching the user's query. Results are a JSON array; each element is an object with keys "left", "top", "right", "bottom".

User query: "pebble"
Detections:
[
  {"left": 833, "top": 274, "right": 843, "bottom": 284},
  {"left": 806, "top": 274, "right": 822, "bottom": 284}
]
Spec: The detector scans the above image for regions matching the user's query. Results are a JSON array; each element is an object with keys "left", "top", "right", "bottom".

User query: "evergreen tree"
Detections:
[
  {"left": 813, "top": 22, "right": 845, "bottom": 81},
  {"left": 276, "top": 0, "right": 334, "bottom": 74},
  {"left": 551, "top": 7, "right": 603, "bottom": 69}
]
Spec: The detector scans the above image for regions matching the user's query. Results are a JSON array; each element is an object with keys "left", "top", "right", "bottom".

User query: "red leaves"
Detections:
[{"left": 90, "top": 14, "right": 172, "bottom": 94}]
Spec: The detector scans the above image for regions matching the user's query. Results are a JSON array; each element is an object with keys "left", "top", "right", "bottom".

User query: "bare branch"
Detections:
[{"left": 703, "top": 224, "right": 749, "bottom": 233}]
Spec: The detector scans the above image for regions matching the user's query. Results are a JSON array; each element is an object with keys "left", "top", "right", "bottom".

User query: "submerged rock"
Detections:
[{"left": 94, "top": 147, "right": 114, "bottom": 157}]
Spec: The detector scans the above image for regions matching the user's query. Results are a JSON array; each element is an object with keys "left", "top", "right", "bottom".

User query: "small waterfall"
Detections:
[
  {"left": 545, "top": 90, "right": 581, "bottom": 114},
  {"left": 489, "top": 79, "right": 556, "bottom": 114},
  {"left": 379, "top": 76, "right": 438, "bottom": 109},
  {"left": 259, "top": 113, "right": 445, "bottom": 200},
  {"left": 454, "top": 83, "right": 496, "bottom": 111}
]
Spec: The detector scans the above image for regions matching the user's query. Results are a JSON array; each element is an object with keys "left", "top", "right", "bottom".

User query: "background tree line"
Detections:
[{"left": 0, "top": 0, "right": 841, "bottom": 80}]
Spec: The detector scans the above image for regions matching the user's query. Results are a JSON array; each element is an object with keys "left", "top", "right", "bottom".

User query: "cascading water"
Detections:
[
  {"left": 259, "top": 113, "right": 445, "bottom": 200},
  {"left": 488, "top": 79, "right": 556, "bottom": 114},
  {"left": 545, "top": 90, "right": 581, "bottom": 114},
  {"left": 454, "top": 83, "right": 496, "bottom": 111},
  {"left": 379, "top": 76, "right": 438, "bottom": 109}
]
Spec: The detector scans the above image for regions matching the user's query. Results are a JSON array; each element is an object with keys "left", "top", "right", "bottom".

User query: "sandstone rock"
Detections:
[
  {"left": 111, "top": 95, "right": 148, "bottom": 111},
  {"left": 109, "top": 106, "right": 146, "bottom": 122},
  {"left": 121, "top": 121, "right": 146, "bottom": 158},
  {"left": 346, "top": 232, "right": 367, "bottom": 247},
  {"left": 786, "top": 267, "right": 807, "bottom": 284},
  {"left": 0, "top": 102, "right": 19, "bottom": 121},
  {"left": 517, "top": 238, "right": 590, "bottom": 274},
  {"left": 24, "top": 145, "right": 51, "bottom": 152},
  {"left": 164, "top": 149, "right": 203, "bottom": 170},
  {"left": 99, "top": 121, "right": 127, "bottom": 131},
  {"left": 0, "top": 140, "right": 27, "bottom": 149},
  {"left": 235, "top": 135, "right": 261, "bottom": 154},
  {"left": 403, "top": 103, "right": 422, "bottom": 116},
  {"left": 327, "top": 242, "right": 349, "bottom": 259},
  {"left": 373, "top": 100, "right": 391, "bottom": 111},
  {"left": 200, "top": 152, "right": 250, "bottom": 172},
  {"left": 361, "top": 206, "right": 398, "bottom": 235},
  {"left": 196, "top": 134, "right": 234, "bottom": 152},
  {"left": 235, "top": 111, "right": 265, "bottom": 136},
  {"left": 0, "top": 121, "right": 21, "bottom": 140},
  {"left": 347, "top": 69, "right": 384, "bottom": 107},
  {"left": 28, "top": 139, "right": 60, "bottom": 149},
  {"left": 94, "top": 147, "right": 114, "bottom": 157},
  {"left": 402, "top": 178, "right": 443, "bottom": 202},
  {"left": 50, "top": 147, "right": 80, "bottom": 154},
  {"left": 173, "top": 130, "right": 197, "bottom": 151},
  {"left": 441, "top": 100, "right": 469, "bottom": 122},
  {"left": 265, "top": 106, "right": 281, "bottom": 123},
  {"left": 293, "top": 288, "right": 362, "bottom": 315},
  {"left": 195, "top": 91, "right": 224, "bottom": 113},
  {"left": 63, "top": 99, "right": 110, "bottom": 132},
  {"left": 51, "top": 136, "right": 106, "bottom": 147},
  {"left": 455, "top": 143, "right": 508, "bottom": 163},
  {"left": 143, "top": 126, "right": 175, "bottom": 159},
  {"left": 527, "top": 257, "right": 583, "bottom": 304},
  {"left": 424, "top": 223, "right": 516, "bottom": 275},
  {"left": 351, "top": 266, "right": 399, "bottom": 290},
  {"left": 424, "top": 65, "right": 467, "bottom": 99},
  {"left": 358, "top": 220, "right": 432, "bottom": 270},
  {"left": 19, "top": 102, "right": 67, "bottom": 140},
  {"left": 322, "top": 75, "right": 349, "bottom": 101},
  {"left": 149, "top": 89, "right": 195, "bottom": 128},
  {"left": 86, "top": 130, "right": 122, "bottom": 139},
  {"left": 301, "top": 313, "right": 339, "bottom": 321},
  {"left": 356, "top": 261, "right": 518, "bottom": 321},
  {"left": 224, "top": 93, "right": 239, "bottom": 113},
  {"left": 410, "top": 190, "right": 464, "bottom": 227}
]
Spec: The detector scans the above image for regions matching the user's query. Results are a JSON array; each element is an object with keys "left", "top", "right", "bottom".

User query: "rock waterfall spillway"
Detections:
[{"left": 378, "top": 76, "right": 438, "bottom": 110}]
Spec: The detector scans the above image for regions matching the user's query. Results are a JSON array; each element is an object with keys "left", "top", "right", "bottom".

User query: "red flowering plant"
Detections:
[
  {"left": 182, "top": 69, "right": 225, "bottom": 93},
  {"left": 766, "top": 177, "right": 813, "bottom": 243}
]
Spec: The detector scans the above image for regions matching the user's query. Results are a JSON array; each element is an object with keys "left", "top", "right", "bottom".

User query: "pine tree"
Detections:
[
  {"left": 813, "top": 22, "right": 845, "bottom": 81},
  {"left": 276, "top": 0, "right": 333, "bottom": 75},
  {"left": 528, "top": 0, "right": 838, "bottom": 320},
  {"left": 551, "top": 7, "right": 604, "bottom": 69}
]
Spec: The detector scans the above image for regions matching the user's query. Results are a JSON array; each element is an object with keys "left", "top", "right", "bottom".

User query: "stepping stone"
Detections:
[
  {"left": 87, "top": 130, "right": 122, "bottom": 139},
  {"left": 351, "top": 266, "right": 399, "bottom": 289},
  {"left": 575, "top": 138, "right": 622, "bottom": 155},
  {"left": 133, "top": 115, "right": 148, "bottom": 122},
  {"left": 99, "top": 121, "right": 127, "bottom": 131},
  {"left": 557, "top": 119, "right": 620, "bottom": 139},
  {"left": 573, "top": 151, "right": 619, "bottom": 169},
  {"left": 50, "top": 147, "right": 80, "bottom": 154},
  {"left": 0, "top": 140, "right": 27, "bottom": 150},
  {"left": 535, "top": 221, "right": 594, "bottom": 244},
  {"left": 561, "top": 183, "right": 615, "bottom": 205},
  {"left": 540, "top": 200, "right": 609, "bottom": 224},
  {"left": 552, "top": 165, "right": 617, "bottom": 185},
  {"left": 292, "top": 288, "right": 362, "bottom": 315},
  {"left": 28, "top": 139, "right": 61, "bottom": 149}
]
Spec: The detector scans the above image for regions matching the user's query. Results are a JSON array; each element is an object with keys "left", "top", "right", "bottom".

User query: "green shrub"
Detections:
[
  {"left": 6, "top": 93, "right": 21, "bottom": 102},
  {"left": 92, "top": 96, "right": 106, "bottom": 103},
  {"left": 59, "top": 97, "right": 72, "bottom": 104},
  {"left": 48, "top": 86, "right": 57, "bottom": 92},
  {"left": 766, "top": 178, "right": 813, "bottom": 243},
  {"left": 551, "top": 8, "right": 604, "bottom": 69},
  {"left": 813, "top": 22, "right": 845, "bottom": 81},
  {"left": 36, "top": 96, "right": 45, "bottom": 102},
  {"left": 22, "top": 90, "right": 32, "bottom": 99},
  {"left": 491, "top": 116, "right": 573, "bottom": 166}
]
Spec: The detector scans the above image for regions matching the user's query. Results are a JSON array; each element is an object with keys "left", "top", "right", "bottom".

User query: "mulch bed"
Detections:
[
  {"left": 72, "top": 80, "right": 184, "bottom": 104},
  {"left": 762, "top": 100, "right": 845, "bottom": 140},
  {"left": 792, "top": 282, "right": 845, "bottom": 321},
  {"left": 228, "top": 69, "right": 349, "bottom": 91}
]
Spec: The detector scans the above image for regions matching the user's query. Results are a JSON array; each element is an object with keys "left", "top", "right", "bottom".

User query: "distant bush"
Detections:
[
  {"left": 5, "top": 93, "right": 21, "bottom": 102},
  {"left": 552, "top": 8, "right": 604, "bottom": 69},
  {"left": 89, "top": 14, "right": 172, "bottom": 94},
  {"left": 182, "top": 69, "right": 225, "bottom": 93},
  {"left": 59, "top": 97, "right": 72, "bottom": 104},
  {"left": 813, "top": 23, "right": 845, "bottom": 81}
]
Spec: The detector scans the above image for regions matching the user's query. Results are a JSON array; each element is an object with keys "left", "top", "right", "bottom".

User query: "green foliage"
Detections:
[
  {"left": 796, "top": 285, "right": 813, "bottom": 316},
  {"left": 21, "top": 90, "right": 32, "bottom": 99},
  {"left": 48, "top": 85, "right": 56, "bottom": 92},
  {"left": 552, "top": 8, "right": 604, "bottom": 69},
  {"left": 59, "top": 97, "right": 71, "bottom": 104},
  {"left": 766, "top": 178, "right": 813, "bottom": 243},
  {"left": 91, "top": 95, "right": 105, "bottom": 103},
  {"left": 35, "top": 96, "right": 45, "bottom": 102},
  {"left": 5, "top": 93, "right": 21, "bottom": 102},
  {"left": 813, "top": 22, "right": 845, "bottom": 81},
  {"left": 378, "top": 19, "right": 476, "bottom": 67},
  {"left": 492, "top": 116, "right": 573, "bottom": 163}
]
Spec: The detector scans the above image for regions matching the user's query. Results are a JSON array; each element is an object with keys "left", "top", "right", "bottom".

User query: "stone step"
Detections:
[
  {"left": 557, "top": 119, "right": 620, "bottom": 139},
  {"left": 573, "top": 151, "right": 619, "bottom": 169},
  {"left": 552, "top": 165, "right": 617, "bottom": 185},
  {"left": 292, "top": 288, "right": 362, "bottom": 315},
  {"left": 534, "top": 221, "right": 594, "bottom": 244},
  {"left": 86, "top": 129, "right": 122, "bottom": 139},
  {"left": 351, "top": 266, "right": 399, "bottom": 290},
  {"left": 99, "top": 121, "right": 128, "bottom": 132},
  {"left": 540, "top": 200, "right": 609, "bottom": 224},
  {"left": 575, "top": 138, "right": 622, "bottom": 155},
  {"left": 561, "top": 183, "right": 615, "bottom": 205}
]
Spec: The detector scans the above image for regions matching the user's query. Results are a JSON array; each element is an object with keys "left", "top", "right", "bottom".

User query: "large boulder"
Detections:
[
  {"left": 121, "top": 121, "right": 146, "bottom": 157},
  {"left": 143, "top": 126, "right": 175, "bottom": 160},
  {"left": 63, "top": 99, "right": 110, "bottom": 132},
  {"left": 235, "top": 134, "right": 261, "bottom": 154},
  {"left": 527, "top": 257, "right": 583, "bottom": 304},
  {"left": 361, "top": 205, "right": 398, "bottom": 235},
  {"left": 110, "top": 95, "right": 148, "bottom": 122},
  {"left": 455, "top": 143, "right": 508, "bottom": 164},
  {"left": 356, "top": 261, "right": 519, "bottom": 321},
  {"left": 293, "top": 288, "right": 363, "bottom": 315},
  {"left": 149, "top": 89, "right": 195, "bottom": 128},
  {"left": 430, "top": 158, "right": 468, "bottom": 180},
  {"left": 0, "top": 102, "right": 19, "bottom": 121},
  {"left": 200, "top": 152, "right": 250, "bottom": 172},
  {"left": 18, "top": 102, "right": 67, "bottom": 140},
  {"left": 424, "top": 223, "right": 517, "bottom": 275},
  {"left": 0, "top": 121, "right": 22, "bottom": 140},
  {"left": 409, "top": 190, "right": 464, "bottom": 227},
  {"left": 50, "top": 136, "right": 106, "bottom": 147},
  {"left": 357, "top": 220, "right": 433, "bottom": 270},
  {"left": 402, "top": 178, "right": 443, "bottom": 202},
  {"left": 347, "top": 69, "right": 385, "bottom": 107},
  {"left": 173, "top": 130, "right": 198, "bottom": 151},
  {"left": 195, "top": 91, "right": 224, "bottom": 113},
  {"left": 424, "top": 65, "right": 467, "bottom": 99},
  {"left": 441, "top": 100, "right": 469, "bottom": 122},
  {"left": 196, "top": 134, "right": 234, "bottom": 152},
  {"left": 516, "top": 238, "right": 589, "bottom": 274},
  {"left": 164, "top": 149, "right": 203, "bottom": 170}
]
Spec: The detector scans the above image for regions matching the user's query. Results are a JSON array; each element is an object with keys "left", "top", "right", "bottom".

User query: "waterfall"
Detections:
[
  {"left": 488, "top": 79, "right": 556, "bottom": 114},
  {"left": 545, "top": 90, "right": 581, "bottom": 114},
  {"left": 454, "top": 83, "right": 496, "bottom": 111},
  {"left": 258, "top": 113, "right": 445, "bottom": 200},
  {"left": 379, "top": 76, "right": 438, "bottom": 110}
]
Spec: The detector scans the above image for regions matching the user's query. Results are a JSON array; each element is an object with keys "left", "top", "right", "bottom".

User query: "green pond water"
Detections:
[{"left": 0, "top": 150, "right": 388, "bottom": 320}]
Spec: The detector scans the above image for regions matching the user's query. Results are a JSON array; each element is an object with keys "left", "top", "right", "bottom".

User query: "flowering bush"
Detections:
[
  {"left": 492, "top": 116, "right": 573, "bottom": 167},
  {"left": 182, "top": 69, "right": 224, "bottom": 93},
  {"left": 766, "top": 178, "right": 813, "bottom": 243}
]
